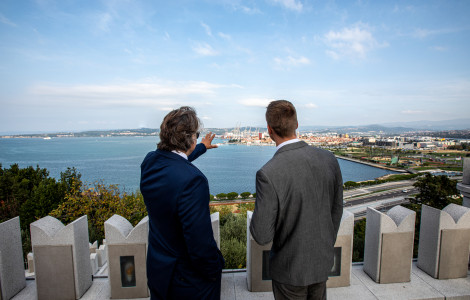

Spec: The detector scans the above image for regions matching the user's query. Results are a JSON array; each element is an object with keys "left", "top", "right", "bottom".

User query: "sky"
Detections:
[{"left": 1, "top": 0, "right": 469, "bottom": 133}]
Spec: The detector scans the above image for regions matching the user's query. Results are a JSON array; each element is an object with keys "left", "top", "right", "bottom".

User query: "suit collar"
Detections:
[
  {"left": 156, "top": 149, "right": 193, "bottom": 165},
  {"left": 274, "top": 140, "right": 308, "bottom": 155}
]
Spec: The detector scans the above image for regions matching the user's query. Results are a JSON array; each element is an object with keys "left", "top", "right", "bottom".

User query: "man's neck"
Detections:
[{"left": 273, "top": 135, "right": 297, "bottom": 146}]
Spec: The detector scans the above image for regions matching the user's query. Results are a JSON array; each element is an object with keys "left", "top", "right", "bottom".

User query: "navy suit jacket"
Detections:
[{"left": 140, "top": 144, "right": 224, "bottom": 299}]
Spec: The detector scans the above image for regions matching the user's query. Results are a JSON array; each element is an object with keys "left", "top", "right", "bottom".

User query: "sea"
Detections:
[{"left": 0, "top": 136, "right": 399, "bottom": 195}]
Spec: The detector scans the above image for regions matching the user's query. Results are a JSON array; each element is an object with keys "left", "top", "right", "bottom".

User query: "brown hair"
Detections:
[
  {"left": 157, "top": 106, "right": 201, "bottom": 152},
  {"left": 265, "top": 100, "right": 297, "bottom": 138}
]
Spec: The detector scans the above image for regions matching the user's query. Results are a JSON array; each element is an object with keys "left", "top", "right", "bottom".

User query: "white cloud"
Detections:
[
  {"left": 201, "top": 22, "right": 212, "bottom": 37},
  {"left": 274, "top": 55, "right": 310, "bottom": 67},
  {"left": 164, "top": 31, "right": 170, "bottom": 40},
  {"left": 201, "top": 116, "right": 212, "bottom": 120},
  {"left": 29, "top": 79, "right": 231, "bottom": 108},
  {"left": 0, "top": 13, "right": 17, "bottom": 27},
  {"left": 411, "top": 28, "right": 460, "bottom": 39},
  {"left": 192, "top": 42, "right": 218, "bottom": 56},
  {"left": 239, "top": 98, "right": 273, "bottom": 107},
  {"left": 270, "top": 0, "right": 303, "bottom": 12},
  {"left": 240, "top": 5, "right": 261, "bottom": 14},
  {"left": 305, "top": 103, "right": 318, "bottom": 108},
  {"left": 401, "top": 110, "right": 426, "bottom": 115},
  {"left": 96, "top": 13, "right": 112, "bottom": 32},
  {"left": 324, "top": 23, "right": 387, "bottom": 60},
  {"left": 218, "top": 32, "right": 231, "bottom": 40},
  {"left": 430, "top": 46, "right": 448, "bottom": 52}
]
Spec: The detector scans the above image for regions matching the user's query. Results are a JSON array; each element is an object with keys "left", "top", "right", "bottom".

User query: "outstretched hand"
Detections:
[{"left": 201, "top": 132, "right": 218, "bottom": 150}]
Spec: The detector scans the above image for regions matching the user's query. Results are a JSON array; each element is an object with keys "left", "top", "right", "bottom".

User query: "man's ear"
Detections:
[
  {"left": 267, "top": 125, "right": 273, "bottom": 136},
  {"left": 296, "top": 122, "right": 299, "bottom": 129}
]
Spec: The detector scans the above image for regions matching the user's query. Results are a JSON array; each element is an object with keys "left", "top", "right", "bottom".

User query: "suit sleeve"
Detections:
[
  {"left": 178, "top": 173, "right": 224, "bottom": 279},
  {"left": 188, "top": 143, "right": 207, "bottom": 162},
  {"left": 249, "top": 169, "right": 278, "bottom": 245},
  {"left": 331, "top": 158, "right": 344, "bottom": 237}
]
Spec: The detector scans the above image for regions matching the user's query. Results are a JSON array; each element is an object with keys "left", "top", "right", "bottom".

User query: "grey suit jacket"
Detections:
[{"left": 250, "top": 141, "right": 343, "bottom": 286}]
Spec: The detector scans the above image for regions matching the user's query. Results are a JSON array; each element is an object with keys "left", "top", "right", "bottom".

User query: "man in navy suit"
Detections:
[{"left": 140, "top": 107, "right": 225, "bottom": 300}]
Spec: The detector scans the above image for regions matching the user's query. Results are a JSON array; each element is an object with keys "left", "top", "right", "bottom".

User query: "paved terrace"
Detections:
[{"left": 12, "top": 262, "right": 470, "bottom": 300}]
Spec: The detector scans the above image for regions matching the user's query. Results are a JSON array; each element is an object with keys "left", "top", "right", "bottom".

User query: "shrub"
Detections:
[
  {"left": 220, "top": 213, "right": 247, "bottom": 269},
  {"left": 221, "top": 238, "right": 246, "bottom": 269},
  {"left": 352, "top": 219, "right": 366, "bottom": 262},
  {"left": 50, "top": 182, "right": 147, "bottom": 243},
  {"left": 237, "top": 203, "right": 255, "bottom": 217}
]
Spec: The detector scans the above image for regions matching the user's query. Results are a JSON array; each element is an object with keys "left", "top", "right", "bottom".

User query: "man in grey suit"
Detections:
[{"left": 250, "top": 100, "right": 343, "bottom": 300}]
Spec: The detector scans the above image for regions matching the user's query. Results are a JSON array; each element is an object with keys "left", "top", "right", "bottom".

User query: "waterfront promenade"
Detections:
[{"left": 336, "top": 155, "right": 408, "bottom": 173}]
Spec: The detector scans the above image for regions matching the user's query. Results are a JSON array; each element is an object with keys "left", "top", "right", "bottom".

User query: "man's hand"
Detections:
[{"left": 201, "top": 132, "right": 218, "bottom": 150}]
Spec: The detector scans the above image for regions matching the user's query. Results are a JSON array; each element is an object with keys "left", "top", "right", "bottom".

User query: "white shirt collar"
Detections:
[
  {"left": 276, "top": 138, "right": 300, "bottom": 151},
  {"left": 172, "top": 150, "right": 188, "bottom": 160}
]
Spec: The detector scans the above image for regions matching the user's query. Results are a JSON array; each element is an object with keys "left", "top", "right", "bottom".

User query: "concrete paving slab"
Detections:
[
  {"left": 328, "top": 269, "right": 377, "bottom": 300},
  {"left": 11, "top": 280, "right": 36, "bottom": 300},
  {"left": 352, "top": 266, "right": 445, "bottom": 300},
  {"left": 412, "top": 265, "right": 470, "bottom": 300},
  {"left": 233, "top": 272, "right": 274, "bottom": 300},
  {"left": 221, "top": 273, "right": 236, "bottom": 300}
]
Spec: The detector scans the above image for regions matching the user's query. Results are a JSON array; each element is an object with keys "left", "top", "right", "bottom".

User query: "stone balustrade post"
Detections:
[
  {"left": 104, "top": 215, "right": 149, "bottom": 299},
  {"left": 30, "top": 215, "right": 92, "bottom": 300},
  {"left": 363, "top": 205, "right": 416, "bottom": 284},
  {"left": 417, "top": 203, "right": 470, "bottom": 279},
  {"left": 0, "top": 217, "right": 26, "bottom": 300},
  {"left": 211, "top": 212, "right": 220, "bottom": 249},
  {"left": 457, "top": 157, "right": 470, "bottom": 208},
  {"left": 327, "top": 210, "right": 354, "bottom": 288},
  {"left": 246, "top": 211, "right": 273, "bottom": 292}
]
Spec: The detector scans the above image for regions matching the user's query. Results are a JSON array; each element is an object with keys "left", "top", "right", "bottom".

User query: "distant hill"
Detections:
[
  {"left": 3, "top": 118, "right": 470, "bottom": 138},
  {"left": 380, "top": 118, "right": 470, "bottom": 131},
  {"left": 298, "top": 118, "right": 470, "bottom": 135},
  {"left": 298, "top": 125, "right": 415, "bottom": 135}
]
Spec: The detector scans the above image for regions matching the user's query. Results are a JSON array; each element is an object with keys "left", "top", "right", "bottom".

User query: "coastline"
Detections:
[{"left": 335, "top": 155, "right": 409, "bottom": 173}]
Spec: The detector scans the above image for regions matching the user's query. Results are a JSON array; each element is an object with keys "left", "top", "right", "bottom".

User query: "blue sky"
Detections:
[{"left": 1, "top": 0, "right": 469, "bottom": 133}]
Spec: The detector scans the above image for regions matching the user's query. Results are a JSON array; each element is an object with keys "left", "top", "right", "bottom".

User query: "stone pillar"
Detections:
[
  {"left": 89, "top": 241, "right": 98, "bottom": 254},
  {"left": 363, "top": 205, "right": 416, "bottom": 283},
  {"left": 96, "top": 244, "right": 107, "bottom": 268},
  {"left": 246, "top": 211, "right": 272, "bottom": 292},
  {"left": 0, "top": 217, "right": 26, "bottom": 300},
  {"left": 30, "top": 215, "right": 92, "bottom": 300},
  {"left": 457, "top": 157, "right": 470, "bottom": 208},
  {"left": 90, "top": 253, "right": 99, "bottom": 275},
  {"left": 417, "top": 204, "right": 470, "bottom": 279},
  {"left": 27, "top": 253, "right": 34, "bottom": 273},
  {"left": 327, "top": 210, "right": 354, "bottom": 288},
  {"left": 104, "top": 215, "right": 149, "bottom": 299},
  {"left": 211, "top": 212, "right": 220, "bottom": 249}
]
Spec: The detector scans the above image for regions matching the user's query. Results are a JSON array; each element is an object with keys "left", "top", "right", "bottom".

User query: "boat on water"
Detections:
[{"left": 43, "top": 137, "right": 52, "bottom": 140}]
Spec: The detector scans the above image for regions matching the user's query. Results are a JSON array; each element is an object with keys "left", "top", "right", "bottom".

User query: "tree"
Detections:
[
  {"left": 216, "top": 193, "right": 227, "bottom": 200},
  {"left": 240, "top": 192, "right": 251, "bottom": 199},
  {"left": 226, "top": 192, "right": 239, "bottom": 200},
  {"left": 344, "top": 181, "right": 359, "bottom": 189},
  {"left": 0, "top": 165, "right": 82, "bottom": 257},
  {"left": 413, "top": 173, "right": 460, "bottom": 210}
]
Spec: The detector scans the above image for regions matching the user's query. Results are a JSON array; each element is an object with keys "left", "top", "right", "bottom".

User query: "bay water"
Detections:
[{"left": 0, "top": 136, "right": 398, "bottom": 195}]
